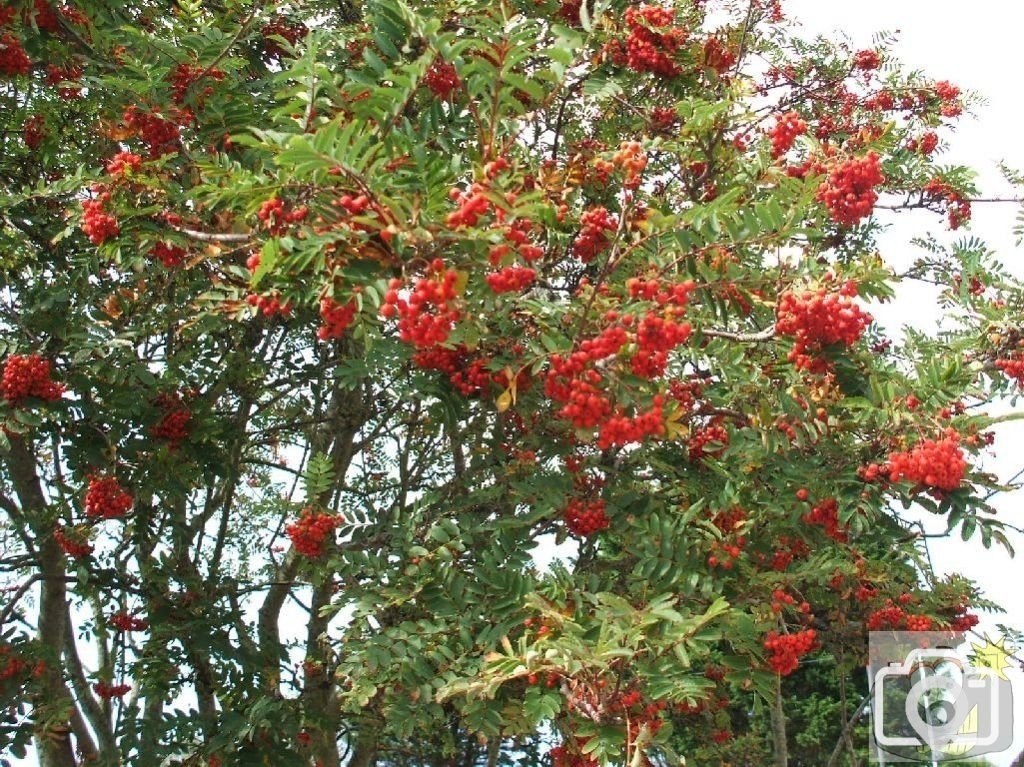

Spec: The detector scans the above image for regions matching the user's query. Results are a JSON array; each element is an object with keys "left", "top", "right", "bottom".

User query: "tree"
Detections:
[{"left": 0, "top": 0, "right": 1021, "bottom": 765}]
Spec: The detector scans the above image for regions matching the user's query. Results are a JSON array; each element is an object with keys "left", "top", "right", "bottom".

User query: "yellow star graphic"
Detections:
[{"left": 969, "top": 634, "right": 1014, "bottom": 681}]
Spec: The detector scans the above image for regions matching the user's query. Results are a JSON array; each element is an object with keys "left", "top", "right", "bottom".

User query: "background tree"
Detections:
[{"left": 1, "top": 1, "right": 1021, "bottom": 766}]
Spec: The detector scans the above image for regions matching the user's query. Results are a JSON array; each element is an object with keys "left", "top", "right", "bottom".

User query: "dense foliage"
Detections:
[{"left": 1, "top": 1, "right": 1022, "bottom": 766}]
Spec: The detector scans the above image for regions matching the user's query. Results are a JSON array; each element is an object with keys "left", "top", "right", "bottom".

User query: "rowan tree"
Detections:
[{"left": 1, "top": 1, "right": 1022, "bottom": 766}]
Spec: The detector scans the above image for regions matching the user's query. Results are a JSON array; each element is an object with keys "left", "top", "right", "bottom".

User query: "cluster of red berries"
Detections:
[
  {"left": 106, "top": 151, "right": 143, "bottom": 177},
  {"left": 81, "top": 191, "right": 120, "bottom": 245},
  {"left": 0, "top": 32, "right": 31, "bottom": 76},
  {"left": 446, "top": 183, "right": 491, "bottom": 228},
  {"left": 23, "top": 113, "right": 45, "bottom": 149},
  {"left": 28, "top": 0, "right": 60, "bottom": 32},
  {"left": 597, "top": 397, "right": 667, "bottom": 449},
  {"left": 775, "top": 285, "right": 871, "bottom": 370},
  {"left": 562, "top": 497, "right": 610, "bottom": 537},
  {"left": 761, "top": 535, "right": 810, "bottom": 572},
  {"left": 423, "top": 60, "right": 460, "bottom": 99},
  {"left": 763, "top": 629, "right": 817, "bottom": 675},
  {"left": 707, "top": 507, "right": 746, "bottom": 569},
  {"left": 996, "top": 355, "right": 1024, "bottom": 386},
  {"left": 168, "top": 62, "right": 224, "bottom": 106},
  {"left": 257, "top": 197, "right": 308, "bottom": 236},
  {"left": 868, "top": 430, "right": 967, "bottom": 491},
  {"left": 318, "top": 297, "right": 358, "bottom": 340},
  {"left": 151, "top": 392, "right": 191, "bottom": 447},
  {"left": 702, "top": 36, "right": 736, "bottom": 74},
  {"left": 908, "top": 131, "right": 940, "bottom": 155},
  {"left": 84, "top": 475, "right": 133, "bottom": 520},
  {"left": 619, "top": 5, "right": 688, "bottom": 78},
  {"left": 922, "top": 177, "right": 971, "bottom": 229},
  {"left": 44, "top": 62, "right": 83, "bottom": 98},
  {"left": 649, "top": 106, "right": 678, "bottom": 132},
  {"left": 261, "top": 15, "right": 309, "bottom": 59},
  {"left": 285, "top": 509, "right": 342, "bottom": 558},
  {"left": 151, "top": 242, "right": 186, "bottom": 268},
  {"left": 612, "top": 140, "right": 648, "bottom": 187},
  {"left": 627, "top": 276, "right": 696, "bottom": 307},
  {"left": 866, "top": 601, "right": 934, "bottom": 631},
  {"left": 934, "top": 80, "right": 963, "bottom": 118},
  {"left": 573, "top": 206, "right": 617, "bottom": 262},
  {"left": 944, "top": 602, "right": 979, "bottom": 633},
  {"left": 93, "top": 681, "right": 131, "bottom": 699},
  {"left": 54, "top": 526, "right": 93, "bottom": 558},
  {"left": 1, "top": 354, "right": 64, "bottom": 404},
  {"left": 246, "top": 292, "right": 292, "bottom": 318},
  {"left": 550, "top": 741, "right": 597, "bottom": 767},
  {"left": 486, "top": 266, "right": 536, "bottom": 294},
  {"left": 801, "top": 497, "right": 848, "bottom": 542},
  {"left": 852, "top": 49, "right": 882, "bottom": 70},
  {"left": 123, "top": 105, "right": 181, "bottom": 158},
  {"left": 489, "top": 218, "right": 544, "bottom": 265},
  {"left": 767, "top": 111, "right": 807, "bottom": 158},
  {"left": 631, "top": 312, "right": 692, "bottom": 378},
  {"left": 816, "top": 152, "right": 885, "bottom": 226},
  {"left": 770, "top": 589, "right": 811, "bottom": 615},
  {"left": 382, "top": 261, "right": 462, "bottom": 348},
  {"left": 0, "top": 644, "right": 27, "bottom": 683},
  {"left": 109, "top": 612, "right": 148, "bottom": 632},
  {"left": 687, "top": 419, "right": 729, "bottom": 461}
]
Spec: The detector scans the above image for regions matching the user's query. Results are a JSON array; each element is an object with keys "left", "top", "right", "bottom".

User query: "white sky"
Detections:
[{"left": 789, "top": 1, "right": 1024, "bottom": 763}]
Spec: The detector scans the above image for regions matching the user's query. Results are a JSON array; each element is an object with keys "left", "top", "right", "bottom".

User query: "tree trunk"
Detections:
[{"left": 770, "top": 675, "right": 789, "bottom": 767}]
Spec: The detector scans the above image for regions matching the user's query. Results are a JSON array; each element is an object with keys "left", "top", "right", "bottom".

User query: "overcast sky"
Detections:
[{"left": 788, "top": 1, "right": 1024, "bottom": 762}]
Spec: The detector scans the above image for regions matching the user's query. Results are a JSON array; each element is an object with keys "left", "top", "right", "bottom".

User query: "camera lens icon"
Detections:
[{"left": 873, "top": 647, "right": 1014, "bottom": 761}]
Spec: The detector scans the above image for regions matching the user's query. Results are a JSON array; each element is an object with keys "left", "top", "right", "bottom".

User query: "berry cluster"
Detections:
[
  {"left": 702, "top": 36, "right": 736, "bottom": 74},
  {"left": 382, "top": 261, "right": 462, "bottom": 348},
  {"left": 852, "top": 49, "right": 882, "bottom": 70},
  {"left": 318, "top": 297, "right": 357, "bottom": 340},
  {"left": 0, "top": 644, "right": 27, "bottom": 683},
  {"left": 423, "top": 60, "right": 460, "bottom": 99},
  {"left": 246, "top": 292, "right": 292, "bottom": 318},
  {"left": 0, "top": 32, "right": 31, "bottom": 77},
  {"left": 767, "top": 111, "right": 807, "bottom": 158},
  {"left": 286, "top": 509, "right": 342, "bottom": 557},
  {"left": 597, "top": 397, "right": 667, "bottom": 449},
  {"left": 257, "top": 197, "right": 308, "bottom": 236},
  {"left": 23, "top": 113, "right": 45, "bottom": 149},
  {"left": 934, "top": 80, "right": 963, "bottom": 118},
  {"left": 106, "top": 151, "right": 143, "bottom": 177},
  {"left": 123, "top": 105, "right": 180, "bottom": 158},
  {"left": 866, "top": 601, "right": 934, "bottom": 631},
  {"left": 996, "top": 355, "right": 1024, "bottom": 386},
  {"left": 486, "top": 266, "right": 536, "bottom": 294},
  {"left": 922, "top": 177, "right": 971, "bottom": 230},
  {"left": 687, "top": 419, "right": 729, "bottom": 461},
  {"left": 84, "top": 475, "right": 133, "bottom": 520},
  {"left": 446, "top": 184, "right": 491, "bottom": 228},
  {"left": 168, "top": 62, "right": 224, "bottom": 106},
  {"left": 801, "top": 497, "right": 848, "bottom": 542},
  {"left": 620, "top": 5, "right": 688, "bottom": 78},
  {"left": 1, "top": 354, "right": 64, "bottom": 404},
  {"left": 573, "top": 206, "right": 617, "bottom": 262},
  {"left": 261, "top": 15, "right": 309, "bottom": 60},
  {"left": 93, "top": 681, "right": 131, "bottom": 699},
  {"left": 908, "top": 131, "right": 939, "bottom": 155},
  {"left": 151, "top": 392, "right": 191, "bottom": 447},
  {"left": 770, "top": 589, "right": 811, "bottom": 615},
  {"left": 763, "top": 629, "right": 817, "bottom": 675},
  {"left": 775, "top": 285, "right": 871, "bottom": 370},
  {"left": 707, "top": 507, "right": 746, "bottom": 569},
  {"left": 81, "top": 191, "right": 120, "bottom": 245},
  {"left": 562, "top": 497, "right": 610, "bottom": 537},
  {"left": 109, "top": 612, "right": 149, "bottom": 632},
  {"left": 631, "top": 312, "right": 692, "bottom": 378},
  {"left": 550, "top": 741, "right": 597, "bottom": 767},
  {"left": 53, "top": 526, "right": 93, "bottom": 558},
  {"left": 870, "top": 430, "right": 967, "bottom": 491},
  {"left": 151, "top": 242, "right": 186, "bottom": 268},
  {"left": 816, "top": 152, "right": 885, "bottom": 227},
  {"left": 44, "top": 62, "right": 83, "bottom": 98},
  {"left": 612, "top": 140, "right": 648, "bottom": 187}
]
